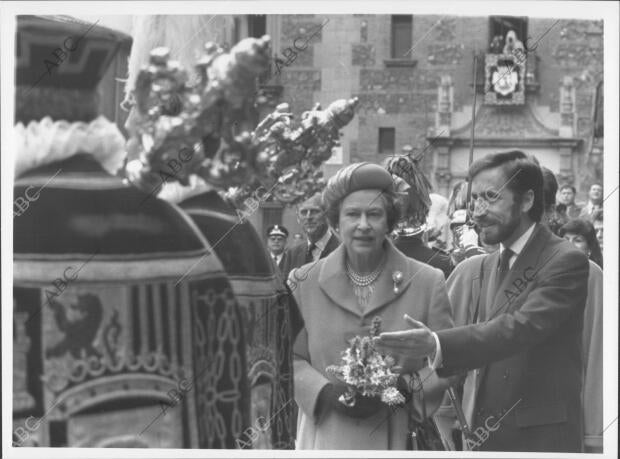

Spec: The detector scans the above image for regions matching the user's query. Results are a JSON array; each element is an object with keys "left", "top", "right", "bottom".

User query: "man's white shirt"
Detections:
[{"left": 272, "top": 253, "right": 284, "bottom": 266}]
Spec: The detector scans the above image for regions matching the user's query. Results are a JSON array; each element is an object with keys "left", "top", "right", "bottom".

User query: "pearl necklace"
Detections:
[
  {"left": 346, "top": 261, "right": 383, "bottom": 286},
  {"left": 346, "top": 256, "right": 386, "bottom": 309}
]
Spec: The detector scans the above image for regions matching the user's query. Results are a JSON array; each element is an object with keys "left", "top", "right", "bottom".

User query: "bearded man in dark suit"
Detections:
[{"left": 375, "top": 150, "right": 589, "bottom": 453}]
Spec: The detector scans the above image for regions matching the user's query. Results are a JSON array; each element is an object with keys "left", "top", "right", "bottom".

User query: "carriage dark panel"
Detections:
[
  {"left": 180, "top": 194, "right": 273, "bottom": 276},
  {"left": 182, "top": 193, "right": 296, "bottom": 449},
  {"left": 14, "top": 156, "right": 205, "bottom": 255}
]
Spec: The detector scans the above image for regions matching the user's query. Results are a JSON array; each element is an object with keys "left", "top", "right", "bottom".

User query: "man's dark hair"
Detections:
[
  {"left": 559, "top": 184, "right": 577, "bottom": 194},
  {"left": 468, "top": 150, "right": 544, "bottom": 222},
  {"left": 541, "top": 167, "right": 558, "bottom": 211}
]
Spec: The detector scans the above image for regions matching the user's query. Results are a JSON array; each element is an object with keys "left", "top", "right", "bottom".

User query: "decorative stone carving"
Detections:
[
  {"left": 469, "top": 105, "right": 558, "bottom": 138},
  {"left": 436, "top": 75, "right": 453, "bottom": 135},
  {"left": 282, "top": 18, "right": 324, "bottom": 46},
  {"left": 427, "top": 43, "right": 465, "bottom": 66},
  {"left": 360, "top": 19, "right": 368, "bottom": 42},
  {"left": 435, "top": 17, "right": 457, "bottom": 42},
  {"left": 352, "top": 44, "right": 375, "bottom": 67},
  {"left": 355, "top": 93, "right": 427, "bottom": 115},
  {"left": 525, "top": 52, "right": 540, "bottom": 91},
  {"left": 360, "top": 68, "right": 417, "bottom": 91},
  {"left": 559, "top": 76, "right": 576, "bottom": 137},
  {"left": 434, "top": 170, "right": 453, "bottom": 197},
  {"left": 553, "top": 20, "right": 603, "bottom": 71}
]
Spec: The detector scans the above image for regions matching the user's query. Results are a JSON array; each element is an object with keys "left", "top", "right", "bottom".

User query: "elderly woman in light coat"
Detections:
[{"left": 290, "top": 162, "right": 454, "bottom": 450}]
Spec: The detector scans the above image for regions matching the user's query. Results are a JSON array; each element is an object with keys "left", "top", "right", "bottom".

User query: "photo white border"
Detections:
[{"left": 2, "top": 1, "right": 618, "bottom": 458}]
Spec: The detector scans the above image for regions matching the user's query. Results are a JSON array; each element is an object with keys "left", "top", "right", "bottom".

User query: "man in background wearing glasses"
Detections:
[
  {"left": 375, "top": 150, "right": 589, "bottom": 452},
  {"left": 282, "top": 192, "right": 340, "bottom": 279}
]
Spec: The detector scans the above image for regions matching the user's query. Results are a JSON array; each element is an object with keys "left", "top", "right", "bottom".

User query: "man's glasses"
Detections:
[{"left": 468, "top": 189, "right": 501, "bottom": 212}]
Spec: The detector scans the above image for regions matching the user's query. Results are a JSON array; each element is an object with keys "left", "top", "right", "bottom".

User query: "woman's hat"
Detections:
[{"left": 323, "top": 162, "right": 394, "bottom": 209}]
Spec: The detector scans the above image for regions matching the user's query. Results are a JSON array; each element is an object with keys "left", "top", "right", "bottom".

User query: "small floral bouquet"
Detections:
[{"left": 326, "top": 317, "right": 405, "bottom": 407}]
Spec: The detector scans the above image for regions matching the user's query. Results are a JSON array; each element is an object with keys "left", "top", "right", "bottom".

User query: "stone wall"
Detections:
[{"left": 271, "top": 14, "right": 603, "bottom": 194}]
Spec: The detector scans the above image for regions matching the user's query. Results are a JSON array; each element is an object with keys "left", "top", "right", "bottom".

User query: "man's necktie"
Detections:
[
  {"left": 305, "top": 242, "right": 316, "bottom": 264},
  {"left": 462, "top": 247, "right": 514, "bottom": 447},
  {"left": 496, "top": 248, "right": 514, "bottom": 289}
]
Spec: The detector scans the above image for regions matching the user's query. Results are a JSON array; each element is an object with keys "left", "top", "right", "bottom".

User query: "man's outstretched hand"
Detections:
[{"left": 373, "top": 314, "right": 437, "bottom": 374}]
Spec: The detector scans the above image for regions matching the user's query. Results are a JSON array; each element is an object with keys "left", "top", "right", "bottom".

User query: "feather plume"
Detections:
[{"left": 385, "top": 155, "right": 433, "bottom": 227}]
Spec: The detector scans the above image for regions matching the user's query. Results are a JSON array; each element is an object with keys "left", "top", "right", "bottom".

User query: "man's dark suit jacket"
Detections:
[
  {"left": 271, "top": 251, "right": 289, "bottom": 275},
  {"left": 439, "top": 224, "right": 589, "bottom": 452},
  {"left": 394, "top": 234, "right": 453, "bottom": 278},
  {"left": 282, "top": 232, "right": 340, "bottom": 280},
  {"left": 566, "top": 203, "right": 583, "bottom": 219}
]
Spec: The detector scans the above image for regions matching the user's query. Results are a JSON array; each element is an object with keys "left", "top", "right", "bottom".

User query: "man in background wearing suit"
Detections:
[
  {"left": 282, "top": 192, "right": 340, "bottom": 278},
  {"left": 558, "top": 184, "right": 582, "bottom": 219},
  {"left": 375, "top": 150, "right": 589, "bottom": 453},
  {"left": 580, "top": 183, "right": 603, "bottom": 222}
]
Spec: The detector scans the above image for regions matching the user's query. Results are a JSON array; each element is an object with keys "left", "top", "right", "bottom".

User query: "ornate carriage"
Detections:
[
  {"left": 12, "top": 15, "right": 292, "bottom": 449},
  {"left": 13, "top": 14, "right": 357, "bottom": 450},
  {"left": 13, "top": 155, "right": 250, "bottom": 448}
]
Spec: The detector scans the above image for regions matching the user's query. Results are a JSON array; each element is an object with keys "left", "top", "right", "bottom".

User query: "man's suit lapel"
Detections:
[
  {"left": 292, "top": 243, "right": 306, "bottom": 268},
  {"left": 475, "top": 225, "right": 551, "bottom": 398},
  {"left": 480, "top": 251, "right": 500, "bottom": 323},
  {"left": 320, "top": 233, "right": 340, "bottom": 259},
  {"left": 474, "top": 253, "right": 497, "bottom": 397},
  {"left": 278, "top": 252, "right": 287, "bottom": 270},
  {"left": 487, "top": 224, "right": 550, "bottom": 321}
]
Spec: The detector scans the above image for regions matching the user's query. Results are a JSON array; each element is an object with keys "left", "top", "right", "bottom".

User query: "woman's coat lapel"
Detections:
[{"left": 317, "top": 240, "right": 418, "bottom": 318}]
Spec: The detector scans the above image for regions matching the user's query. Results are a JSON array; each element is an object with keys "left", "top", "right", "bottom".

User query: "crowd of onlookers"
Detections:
[{"left": 264, "top": 178, "right": 604, "bottom": 279}]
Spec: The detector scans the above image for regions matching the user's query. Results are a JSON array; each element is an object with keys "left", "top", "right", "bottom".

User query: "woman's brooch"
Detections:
[{"left": 392, "top": 270, "right": 403, "bottom": 294}]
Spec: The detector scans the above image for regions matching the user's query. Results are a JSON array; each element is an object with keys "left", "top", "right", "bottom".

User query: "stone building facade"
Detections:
[
  {"left": 92, "top": 14, "right": 604, "bottom": 237},
  {"left": 228, "top": 14, "right": 603, "bottom": 236}
]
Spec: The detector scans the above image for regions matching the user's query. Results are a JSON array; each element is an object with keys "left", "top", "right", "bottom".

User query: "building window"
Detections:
[
  {"left": 262, "top": 204, "right": 283, "bottom": 237},
  {"left": 233, "top": 17, "right": 242, "bottom": 44},
  {"left": 248, "top": 15, "right": 267, "bottom": 38},
  {"left": 488, "top": 16, "right": 528, "bottom": 53},
  {"left": 391, "top": 15, "right": 413, "bottom": 59},
  {"left": 233, "top": 15, "right": 267, "bottom": 43},
  {"left": 233, "top": 15, "right": 270, "bottom": 81},
  {"left": 378, "top": 128, "right": 396, "bottom": 155}
]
